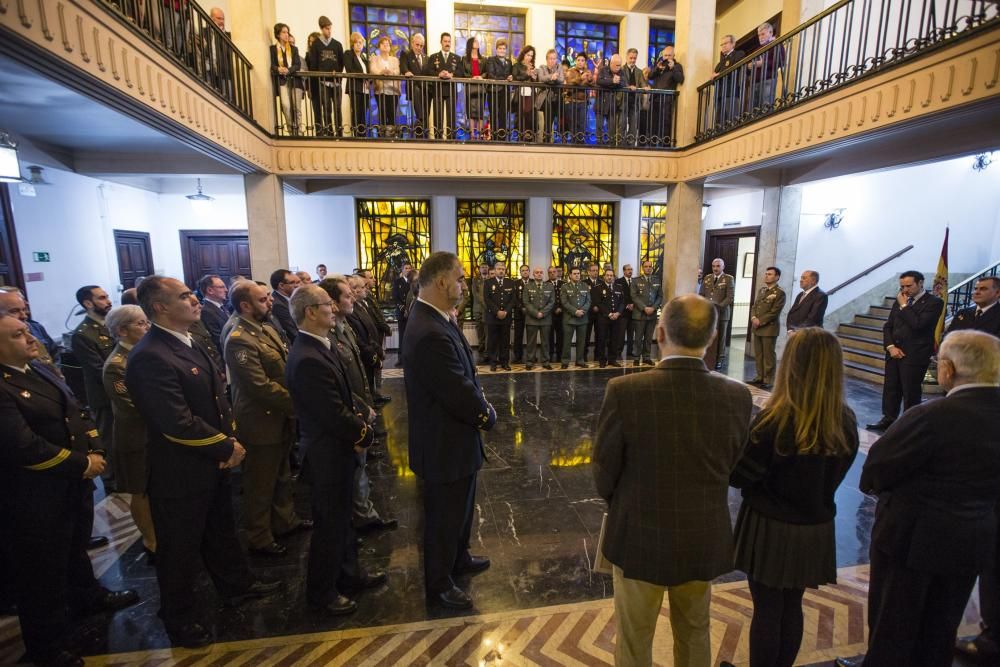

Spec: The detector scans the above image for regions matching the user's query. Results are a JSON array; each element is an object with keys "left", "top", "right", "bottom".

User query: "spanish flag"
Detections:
[{"left": 932, "top": 227, "right": 949, "bottom": 349}]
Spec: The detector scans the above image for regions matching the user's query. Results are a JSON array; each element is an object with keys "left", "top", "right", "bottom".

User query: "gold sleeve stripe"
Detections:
[
  {"left": 353, "top": 423, "right": 368, "bottom": 446},
  {"left": 25, "top": 448, "right": 72, "bottom": 471},
  {"left": 86, "top": 429, "right": 99, "bottom": 438},
  {"left": 164, "top": 433, "right": 229, "bottom": 446}
]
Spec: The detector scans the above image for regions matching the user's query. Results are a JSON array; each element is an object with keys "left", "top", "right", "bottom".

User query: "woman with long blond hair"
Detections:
[{"left": 728, "top": 327, "right": 859, "bottom": 667}]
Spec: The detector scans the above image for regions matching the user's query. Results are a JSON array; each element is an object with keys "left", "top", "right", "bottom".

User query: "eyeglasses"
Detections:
[
  {"left": 308, "top": 300, "right": 334, "bottom": 309},
  {"left": 131, "top": 320, "right": 151, "bottom": 328}
]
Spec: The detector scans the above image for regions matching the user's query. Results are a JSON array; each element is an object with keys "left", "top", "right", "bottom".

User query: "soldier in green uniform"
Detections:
[
  {"left": 749, "top": 266, "right": 787, "bottom": 388},
  {"left": 523, "top": 267, "right": 556, "bottom": 370},
  {"left": 468, "top": 263, "right": 490, "bottom": 363},
  {"left": 225, "top": 281, "right": 307, "bottom": 557},
  {"left": 548, "top": 266, "right": 565, "bottom": 360},
  {"left": 561, "top": 267, "right": 592, "bottom": 369},
  {"left": 512, "top": 265, "right": 530, "bottom": 363},
  {"left": 631, "top": 260, "right": 663, "bottom": 366},
  {"left": 699, "top": 258, "right": 736, "bottom": 369}
]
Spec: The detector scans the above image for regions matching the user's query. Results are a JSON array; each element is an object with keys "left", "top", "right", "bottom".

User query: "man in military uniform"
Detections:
[
  {"left": 699, "top": 258, "right": 735, "bottom": 369},
  {"left": 484, "top": 262, "right": 517, "bottom": 371},
  {"left": 71, "top": 284, "right": 117, "bottom": 490},
  {"left": 127, "top": 276, "right": 279, "bottom": 648},
  {"left": 583, "top": 263, "right": 602, "bottom": 361},
  {"left": 225, "top": 281, "right": 308, "bottom": 558},
  {"left": 469, "top": 263, "right": 490, "bottom": 364},
  {"left": 548, "top": 266, "right": 565, "bottom": 361},
  {"left": 749, "top": 267, "right": 786, "bottom": 388},
  {"left": 615, "top": 264, "right": 636, "bottom": 358},
  {"left": 523, "top": 267, "right": 556, "bottom": 370},
  {"left": 631, "top": 260, "right": 663, "bottom": 366},
  {"left": 512, "top": 265, "right": 530, "bottom": 363},
  {"left": 360, "top": 269, "right": 392, "bottom": 389},
  {"left": 392, "top": 262, "right": 414, "bottom": 364},
  {"left": 1, "top": 315, "right": 139, "bottom": 666},
  {"left": 428, "top": 32, "right": 464, "bottom": 139},
  {"left": 0, "top": 288, "right": 59, "bottom": 373},
  {"left": 593, "top": 269, "right": 627, "bottom": 367},
  {"left": 561, "top": 267, "right": 592, "bottom": 369},
  {"left": 189, "top": 306, "right": 226, "bottom": 385}
]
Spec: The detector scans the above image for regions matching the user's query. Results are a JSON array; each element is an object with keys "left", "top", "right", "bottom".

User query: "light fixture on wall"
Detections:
[
  {"left": 23, "top": 166, "right": 51, "bottom": 186},
  {"left": 823, "top": 208, "right": 846, "bottom": 230},
  {"left": 186, "top": 178, "right": 215, "bottom": 212},
  {"left": 0, "top": 131, "right": 21, "bottom": 183},
  {"left": 701, "top": 202, "right": 711, "bottom": 221},
  {"left": 972, "top": 152, "right": 994, "bottom": 172}
]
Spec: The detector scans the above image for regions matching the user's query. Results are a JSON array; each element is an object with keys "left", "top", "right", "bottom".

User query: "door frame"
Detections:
[
  {"left": 112, "top": 229, "right": 154, "bottom": 289},
  {"left": 703, "top": 225, "right": 761, "bottom": 343},
  {"left": 0, "top": 184, "right": 25, "bottom": 290},
  {"left": 179, "top": 229, "right": 250, "bottom": 288}
]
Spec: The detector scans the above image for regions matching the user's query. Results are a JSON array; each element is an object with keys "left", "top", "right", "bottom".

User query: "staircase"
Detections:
[{"left": 838, "top": 297, "right": 893, "bottom": 384}]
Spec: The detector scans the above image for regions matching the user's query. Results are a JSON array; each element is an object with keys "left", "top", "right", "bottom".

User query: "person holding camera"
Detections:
[{"left": 646, "top": 46, "right": 684, "bottom": 146}]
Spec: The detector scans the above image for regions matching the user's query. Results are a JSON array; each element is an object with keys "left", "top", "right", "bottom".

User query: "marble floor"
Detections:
[{"left": 0, "top": 341, "right": 980, "bottom": 666}]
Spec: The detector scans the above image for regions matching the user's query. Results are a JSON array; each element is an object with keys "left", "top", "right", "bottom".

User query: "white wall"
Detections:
[
  {"left": 284, "top": 193, "right": 357, "bottom": 277},
  {"left": 703, "top": 187, "right": 765, "bottom": 230}
]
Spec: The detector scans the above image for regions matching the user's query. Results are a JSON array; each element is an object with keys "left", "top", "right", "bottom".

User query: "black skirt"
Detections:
[{"left": 733, "top": 503, "right": 838, "bottom": 590}]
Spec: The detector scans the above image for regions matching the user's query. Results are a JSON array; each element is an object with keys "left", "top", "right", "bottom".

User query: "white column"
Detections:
[
  {"left": 673, "top": 0, "right": 717, "bottom": 145},
  {"left": 621, "top": 13, "right": 649, "bottom": 62},
  {"left": 230, "top": 0, "right": 278, "bottom": 131},
  {"left": 618, "top": 199, "right": 641, "bottom": 271},
  {"left": 664, "top": 181, "right": 704, "bottom": 299},
  {"left": 431, "top": 196, "right": 457, "bottom": 254},
  {"left": 527, "top": 7, "right": 555, "bottom": 56},
  {"left": 528, "top": 197, "right": 552, "bottom": 270},
  {"left": 244, "top": 174, "right": 289, "bottom": 279},
  {"left": 274, "top": 0, "right": 349, "bottom": 48}
]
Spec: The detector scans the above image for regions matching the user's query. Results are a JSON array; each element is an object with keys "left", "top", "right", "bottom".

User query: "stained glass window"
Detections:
[
  {"left": 555, "top": 16, "right": 619, "bottom": 68},
  {"left": 456, "top": 200, "right": 527, "bottom": 276},
  {"left": 349, "top": 4, "right": 426, "bottom": 58},
  {"left": 551, "top": 202, "right": 615, "bottom": 271},
  {"left": 454, "top": 10, "right": 526, "bottom": 57},
  {"left": 356, "top": 199, "right": 432, "bottom": 305},
  {"left": 648, "top": 21, "right": 676, "bottom": 67},
  {"left": 639, "top": 202, "right": 667, "bottom": 277}
]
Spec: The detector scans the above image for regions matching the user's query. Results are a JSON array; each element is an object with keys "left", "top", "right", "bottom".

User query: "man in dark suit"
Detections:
[
  {"left": 867, "top": 270, "right": 945, "bottom": 432},
  {"left": 512, "top": 265, "right": 530, "bottom": 363},
  {"left": 594, "top": 295, "right": 753, "bottom": 666},
  {"left": 484, "top": 39, "right": 513, "bottom": 140},
  {"left": 712, "top": 34, "right": 745, "bottom": 127},
  {"left": 484, "top": 262, "right": 517, "bottom": 371},
  {"left": 401, "top": 33, "right": 429, "bottom": 138},
  {"left": 786, "top": 269, "right": 828, "bottom": 331},
  {"left": 126, "top": 276, "right": 278, "bottom": 648},
  {"left": 392, "top": 263, "right": 414, "bottom": 361},
  {"left": 346, "top": 275, "right": 387, "bottom": 402},
  {"left": 838, "top": 331, "right": 1000, "bottom": 667},
  {"left": 946, "top": 276, "right": 1000, "bottom": 338},
  {"left": 269, "top": 269, "right": 302, "bottom": 344},
  {"left": 198, "top": 273, "right": 229, "bottom": 350},
  {"left": 428, "top": 32, "right": 464, "bottom": 139},
  {"left": 286, "top": 284, "right": 386, "bottom": 617},
  {"left": 403, "top": 252, "right": 496, "bottom": 609},
  {"left": 1, "top": 314, "right": 139, "bottom": 667},
  {"left": 306, "top": 16, "right": 345, "bottom": 137},
  {"left": 615, "top": 264, "right": 636, "bottom": 358}
]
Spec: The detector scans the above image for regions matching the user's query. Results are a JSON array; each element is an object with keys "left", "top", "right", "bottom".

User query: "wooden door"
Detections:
[
  {"left": 113, "top": 230, "right": 155, "bottom": 288},
  {"left": 179, "top": 230, "right": 251, "bottom": 288},
  {"left": 0, "top": 185, "right": 24, "bottom": 289}
]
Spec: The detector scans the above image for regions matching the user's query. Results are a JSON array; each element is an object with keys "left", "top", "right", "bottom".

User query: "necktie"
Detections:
[
  {"left": 907, "top": 297, "right": 914, "bottom": 307},
  {"left": 976, "top": 309, "right": 984, "bottom": 319}
]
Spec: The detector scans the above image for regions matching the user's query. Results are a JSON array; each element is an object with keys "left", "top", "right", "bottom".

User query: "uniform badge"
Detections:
[
  {"left": 20, "top": 390, "right": 31, "bottom": 399},
  {"left": 236, "top": 350, "right": 249, "bottom": 365},
  {"left": 191, "top": 367, "right": 200, "bottom": 375},
  {"left": 113, "top": 380, "right": 128, "bottom": 395}
]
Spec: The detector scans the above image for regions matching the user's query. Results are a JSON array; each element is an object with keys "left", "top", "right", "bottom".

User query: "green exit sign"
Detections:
[{"left": 32, "top": 252, "right": 50, "bottom": 262}]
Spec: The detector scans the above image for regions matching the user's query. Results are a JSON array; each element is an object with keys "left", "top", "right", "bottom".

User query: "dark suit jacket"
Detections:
[
  {"left": 344, "top": 51, "right": 370, "bottom": 95},
  {"left": 200, "top": 300, "right": 229, "bottom": 350},
  {"left": 786, "top": 287, "right": 828, "bottom": 330},
  {"left": 270, "top": 291, "right": 298, "bottom": 343},
  {"left": 286, "top": 333, "right": 372, "bottom": 486},
  {"left": 882, "top": 292, "right": 944, "bottom": 362},
  {"left": 861, "top": 387, "right": 1000, "bottom": 577},
  {"left": 347, "top": 302, "right": 382, "bottom": 369},
  {"left": 125, "top": 325, "right": 235, "bottom": 498},
  {"left": 594, "top": 357, "right": 753, "bottom": 586},
  {"left": 946, "top": 303, "right": 1000, "bottom": 338},
  {"left": 484, "top": 277, "right": 517, "bottom": 325},
  {"left": 402, "top": 301, "right": 495, "bottom": 483},
  {"left": 714, "top": 49, "right": 746, "bottom": 73}
]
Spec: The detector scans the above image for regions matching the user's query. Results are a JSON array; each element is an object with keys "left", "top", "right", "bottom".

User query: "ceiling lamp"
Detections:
[
  {"left": 186, "top": 178, "right": 215, "bottom": 202},
  {"left": 0, "top": 131, "right": 20, "bottom": 183}
]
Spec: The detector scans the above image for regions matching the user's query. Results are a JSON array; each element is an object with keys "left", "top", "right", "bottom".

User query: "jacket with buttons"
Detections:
[
  {"left": 560, "top": 280, "right": 592, "bottom": 325},
  {"left": 224, "top": 316, "right": 293, "bottom": 446},
  {"left": 523, "top": 280, "right": 556, "bottom": 325},
  {"left": 71, "top": 316, "right": 115, "bottom": 410}
]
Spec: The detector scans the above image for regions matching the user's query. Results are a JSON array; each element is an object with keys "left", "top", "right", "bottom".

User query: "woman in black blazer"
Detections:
[
  {"left": 344, "top": 32, "right": 371, "bottom": 137},
  {"left": 269, "top": 22, "right": 302, "bottom": 135}
]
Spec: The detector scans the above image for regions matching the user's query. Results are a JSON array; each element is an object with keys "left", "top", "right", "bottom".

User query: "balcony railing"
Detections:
[
  {"left": 99, "top": 0, "right": 255, "bottom": 120},
  {"left": 696, "top": 0, "right": 999, "bottom": 141},
  {"left": 272, "top": 72, "right": 678, "bottom": 148}
]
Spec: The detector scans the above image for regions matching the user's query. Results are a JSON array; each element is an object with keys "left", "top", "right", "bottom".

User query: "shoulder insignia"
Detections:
[
  {"left": 236, "top": 349, "right": 249, "bottom": 365},
  {"left": 113, "top": 380, "right": 128, "bottom": 395},
  {"left": 111, "top": 354, "right": 123, "bottom": 363},
  {"left": 230, "top": 330, "right": 242, "bottom": 337},
  {"left": 191, "top": 367, "right": 200, "bottom": 375},
  {"left": 20, "top": 390, "right": 31, "bottom": 399},
  {"left": 3, "top": 372, "right": 10, "bottom": 380},
  {"left": 86, "top": 429, "right": 99, "bottom": 438}
]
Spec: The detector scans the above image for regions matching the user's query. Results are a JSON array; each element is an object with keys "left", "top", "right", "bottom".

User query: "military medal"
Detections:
[{"left": 191, "top": 367, "right": 200, "bottom": 375}]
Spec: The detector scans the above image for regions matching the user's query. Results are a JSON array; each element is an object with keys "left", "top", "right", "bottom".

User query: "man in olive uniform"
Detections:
[
  {"left": 749, "top": 267, "right": 786, "bottom": 388},
  {"left": 392, "top": 263, "right": 414, "bottom": 363},
  {"left": 699, "top": 258, "right": 735, "bottom": 369},
  {"left": 523, "top": 267, "right": 556, "bottom": 370},
  {"left": 561, "top": 267, "right": 592, "bottom": 368},
  {"left": 428, "top": 32, "right": 464, "bottom": 139},
  {"left": 71, "top": 284, "right": 117, "bottom": 489},
  {"left": 548, "top": 266, "right": 565, "bottom": 361},
  {"left": 512, "top": 265, "right": 530, "bottom": 363},
  {"left": 469, "top": 263, "right": 490, "bottom": 364},
  {"left": 225, "top": 281, "right": 307, "bottom": 558},
  {"left": 583, "top": 263, "right": 602, "bottom": 361},
  {"left": 593, "top": 269, "right": 627, "bottom": 367},
  {"left": 484, "top": 262, "right": 517, "bottom": 371},
  {"left": 631, "top": 260, "right": 663, "bottom": 366}
]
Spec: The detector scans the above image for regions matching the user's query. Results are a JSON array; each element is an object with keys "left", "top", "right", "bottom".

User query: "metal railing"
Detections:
[
  {"left": 696, "top": 0, "right": 999, "bottom": 141},
  {"left": 273, "top": 72, "right": 679, "bottom": 148},
  {"left": 99, "top": 0, "right": 255, "bottom": 120},
  {"left": 827, "top": 245, "right": 914, "bottom": 296},
  {"left": 946, "top": 261, "right": 1000, "bottom": 318}
]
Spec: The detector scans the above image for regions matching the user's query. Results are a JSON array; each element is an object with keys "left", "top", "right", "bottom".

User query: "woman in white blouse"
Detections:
[{"left": 370, "top": 35, "right": 401, "bottom": 139}]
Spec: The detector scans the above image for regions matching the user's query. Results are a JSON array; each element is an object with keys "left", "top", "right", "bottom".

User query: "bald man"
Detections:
[
  {"left": 699, "top": 258, "right": 735, "bottom": 369},
  {"left": 597, "top": 54, "right": 627, "bottom": 145}
]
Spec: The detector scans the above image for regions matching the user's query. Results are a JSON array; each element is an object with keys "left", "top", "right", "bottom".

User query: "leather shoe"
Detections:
[
  {"left": 490, "top": 364, "right": 497, "bottom": 372},
  {"left": 956, "top": 632, "right": 1000, "bottom": 659},
  {"left": 453, "top": 555, "right": 491, "bottom": 575},
  {"left": 374, "top": 394, "right": 392, "bottom": 405},
  {"left": 357, "top": 517, "right": 398, "bottom": 533},
  {"left": 609, "top": 361, "right": 622, "bottom": 367},
  {"left": 642, "top": 359, "right": 655, "bottom": 366},
  {"left": 561, "top": 363, "right": 569, "bottom": 369},
  {"left": 249, "top": 541, "right": 287, "bottom": 557},
  {"left": 167, "top": 622, "right": 213, "bottom": 648},
  {"left": 86, "top": 536, "right": 109, "bottom": 550},
  {"left": 432, "top": 586, "right": 473, "bottom": 610},
  {"left": 89, "top": 588, "right": 140, "bottom": 613},
  {"left": 866, "top": 417, "right": 895, "bottom": 431},
  {"left": 309, "top": 594, "right": 357, "bottom": 616},
  {"left": 834, "top": 658, "right": 864, "bottom": 667},
  {"left": 542, "top": 363, "right": 552, "bottom": 370},
  {"left": 341, "top": 570, "right": 388, "bottom": 594},
  {"left": 525, "top": 364, "right": 534, "bottom": 370},
  {"left": 224, "top": 579, "right": 282, "bottom": 607}
]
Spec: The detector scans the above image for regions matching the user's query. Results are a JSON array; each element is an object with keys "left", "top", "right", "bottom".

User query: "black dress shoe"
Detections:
[
  {"left": 167, "top": 622, "right": 213, "bottom": 648},
  {"left": 866, "top": 417, "right": 895, "bottom": 431},
  {"left": 89, "top": 588, "right": 140, "bottom": 613},
  {"left": 340, "top": 570, "right": 387, "bottom": 594},
  {"left": 642, "top": 359, "right": 655, "bottom": 366},
  {"left": 834, "top": 657, "right": 864, "bottom": 667},
  {"left": 575, "top": 362, "right": 587, "bottom": 368},
  {"left": 561, "top": 363, "right": 569, "bottom": 369},
  {"left": 432, "top": 586, "right": 473, "bottom": 610},
  {"left": 490, "top": 364, "right": 497, "bottom": 372},
  {"left": 374, "top": 394, "right": 392, "bottom": 404},
  {"left": 357, "top": 517, "right": 398, "bottom": 533},
  {"left": 542, "top": 363, "right": 552, "bottom": 370},
  {"left": 86, "top": 536, "right": 109, "bottom": 550},
  {"left": 309, "top": 594, "right": 357, "bottom": 616},
  {"left": 453, "top": 555, "right": 491, "bottom": 575},
  {"left": 224, "top": 579, "right": 282, "bottom": 607},
  {"left": 249, "top": 541, "right": 287, "bottom": 557},
  {"left": 525, "top": 363, "right": 534, "bottom": 370}
]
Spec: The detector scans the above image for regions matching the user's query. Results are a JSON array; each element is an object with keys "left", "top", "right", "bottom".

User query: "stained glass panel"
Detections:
[
  {"left": 555, "top": 17, "right": 620, "bottom": 67},
  {"left": 648, "top": 21, "right": 676, "bottom": 67},
  {"left": 639, "top": 202, "right": 667, "bottom": 277},
  {"left": 456, "top": 200, "right": 527, "bottom": 276},
  {"left": 551, "top": 202, "right": 615, "bottom": 271},
  {"left": 356, "top": 199, "right": 432, "bottom": 305},
  {"left": 349, "top": 3, "right": 426, "bottom": 58},
  {"left": 454, "top": 9, "right": 526, "bottom": 57}
]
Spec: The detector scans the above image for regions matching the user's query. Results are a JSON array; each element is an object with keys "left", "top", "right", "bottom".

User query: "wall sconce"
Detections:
[
  {"left": 823, "top": 208, "right": 845, "bottom": 230},
  {"left": 0, "top": 131, "right": 21, "bottom": 183},
  {"left": 701, "top": 203, "right": 711, "bottom": 221}
]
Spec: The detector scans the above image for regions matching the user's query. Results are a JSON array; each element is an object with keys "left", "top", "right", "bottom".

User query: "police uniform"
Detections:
[
  {"left": 512, "top": 277, "right": 528, "bottom": 362},
  {"left": 750, "top": 283, "right": 786, "bottom": 385},
  {"left": 592, "top": 279, "right": 627, "bottom": 365},
  {"left": 631, "top": 272, "right": 663, "bottom": 363},
  {"left": 523, "top": 279, "right": 556, "bottom": 368},
  {"left": 615, "top": 275, "right": 636, "bottom": 357},
  {"left": 484, "top": 276, "right": 517, "bottom": 368},
  {"left": 469, "top": 274, "right": 489, "bottom": 362},
  {"left": 1, "top": 360, "right": 127, "bottom": 664},
  {"left": 561, "top": 279, "right": 592, "bottom": 366},
  {"left": 126, "top": 324, "right": 258, "bottom": 637},
  {"left": 428, "top": 50, "right": 464, "bottom": 139},
  {"left": 225, "top": 316, "right": 301, "bottom": 551},
  {"left": 583, "top": 275, "right": 600, "bottom": 360},
  {"left": 71, "top": 314, "right": 115, "bottom": 481},
  {"left": 549, "top": 277, "right": 565, "bottom": 359},
  {"left": 946, "top": 302, "right": 1000, "bottom": 337},
  {"left": 699, "top": 271, "right": 736, "bottom": 367}
]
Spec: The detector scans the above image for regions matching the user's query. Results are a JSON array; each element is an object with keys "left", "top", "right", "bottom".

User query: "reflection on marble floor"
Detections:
[{"left": 0, "top": 349, "right": 965, "bottom": 665}]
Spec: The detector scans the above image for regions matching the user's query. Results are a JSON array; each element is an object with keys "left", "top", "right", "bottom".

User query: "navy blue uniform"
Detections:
[
  {"left": 592, "top": 280, "right": 627, "bottom": 364},
  {"left": 484, "top": 277, "right": 517, "bottom": 366}
]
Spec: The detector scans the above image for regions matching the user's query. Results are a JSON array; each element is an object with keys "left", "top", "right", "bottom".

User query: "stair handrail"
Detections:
[
  {"left": 827, "top": 245, "right": 914, "bottom": 296},
  {"left": 945, "top": 260, "right": 1000, "bottom": 317}
]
